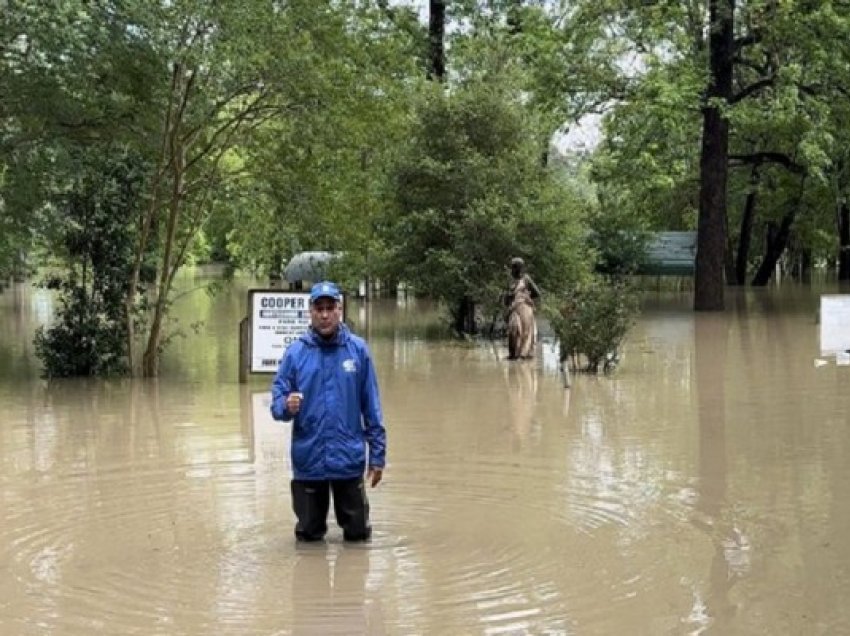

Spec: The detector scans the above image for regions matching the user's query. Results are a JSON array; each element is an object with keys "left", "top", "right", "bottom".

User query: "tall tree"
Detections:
[
  {"left": 694, "top": 0, "right": 734, "bottom": 310},
  {"left": 122, "top": 1, "right": 288, "bottom": 376}
]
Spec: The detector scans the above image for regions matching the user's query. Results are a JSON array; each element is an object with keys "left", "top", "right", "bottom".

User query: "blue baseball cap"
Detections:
[{"left": 310, "top": 281, "right": 341, "bottom": 303}]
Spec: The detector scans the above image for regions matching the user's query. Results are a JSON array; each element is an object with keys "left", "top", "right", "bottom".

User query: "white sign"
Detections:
[
  {"left": 820, "top": 295, "right": 850, "bottom": 356},
  {"left": 250, "top": 291, "right": 311, "bottom": 372}
]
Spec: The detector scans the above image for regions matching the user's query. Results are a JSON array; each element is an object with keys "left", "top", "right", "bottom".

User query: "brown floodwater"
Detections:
[{"left": 2, "top": 271, "right": 850, "bottom": 635}]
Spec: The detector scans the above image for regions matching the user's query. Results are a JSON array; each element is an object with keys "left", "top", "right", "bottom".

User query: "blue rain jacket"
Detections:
[{"left": 270, "top": 324, "right": 386, "bottom": 480}]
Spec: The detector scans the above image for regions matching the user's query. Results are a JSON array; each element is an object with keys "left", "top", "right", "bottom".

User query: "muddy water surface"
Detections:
[{"left": 2, "top": 275, "right": 849, "bottom": 635}]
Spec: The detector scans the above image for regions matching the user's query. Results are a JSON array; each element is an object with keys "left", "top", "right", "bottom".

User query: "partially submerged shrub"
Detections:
[
  {"left": 544, "top": 276, "right": 640, "bottom": 373},
  {"left": 35, "top": 284, "right": 129, "bottom": 377}
]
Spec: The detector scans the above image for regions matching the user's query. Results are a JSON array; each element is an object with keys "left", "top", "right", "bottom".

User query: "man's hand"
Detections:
[
  {"left": 366, "top": 466, "right": 383, "bottom": 488},
  {"left": 285, "top": 392, "right": 303, "bottom": 414}
]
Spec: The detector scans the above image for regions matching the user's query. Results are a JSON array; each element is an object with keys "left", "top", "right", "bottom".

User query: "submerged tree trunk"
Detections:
[
  {"left": 269, "top": 248, "right": 284, "bottom": 287},
  {"left": 724, "top": 241, "right": 737, "bottom": 286},
  {"left": 735, "top": 167, "right": 760, "bottom": 285},
  {"left": 752, "top": 219, "right": 789, "bottom": 286},
  {"left": 839, "top": 201, "right": 850, "bottom": 281},
  {"left": 695, "top": 0, "right": 734, "bottom": 310},
  {"left": 752, "top": 176, "right": 806, "bottom": 286},
  {"left": 453, "top": 296, "right": 477, "bottom": 335},
  {"left": 797, "top": 247, "right": 812, "bottom": 282},
  {"left": 142, "top": 140, "right": 185, "bottom": 377}
]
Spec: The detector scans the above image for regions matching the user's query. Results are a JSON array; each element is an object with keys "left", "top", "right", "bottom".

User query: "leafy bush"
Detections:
[
  {"left": 35, "top": 284, "right": 130, "bottom": 376},
  {"left": 544, "top": 275, "right": 640, "bottom": 373}
]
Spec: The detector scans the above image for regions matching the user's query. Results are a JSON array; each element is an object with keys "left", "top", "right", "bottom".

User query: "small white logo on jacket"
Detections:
[{"left": 342, "top": 359, "right": 357, "bottom": 373}]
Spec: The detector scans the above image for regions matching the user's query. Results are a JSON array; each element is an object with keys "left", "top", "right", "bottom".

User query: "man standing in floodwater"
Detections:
[
  {"left": 270, "top": 281, "right": 386, "bottom": 542},
  {"left": 504, "top": 257, "right": 541, "bottom": 360}
]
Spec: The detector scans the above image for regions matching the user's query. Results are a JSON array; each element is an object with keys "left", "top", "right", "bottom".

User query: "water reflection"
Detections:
[
  {"left": 504, "top": 361, "right": 539, "bottom": 447},
  {"left": 690, "top": 313, "right": 738, "bottom": 633},
  {"left": 290, "top": 546, "right": 379, "bottom": 635}
]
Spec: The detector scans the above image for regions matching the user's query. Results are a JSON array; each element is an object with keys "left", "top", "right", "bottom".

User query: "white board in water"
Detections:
[{"left": 820, "top": 295, "right": 850, "bottom": 355}]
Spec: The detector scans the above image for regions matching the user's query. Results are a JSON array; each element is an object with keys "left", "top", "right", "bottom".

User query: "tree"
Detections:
[
  {"left": 4, "top": 0, "right": 426, "bottom": 375},
  {"left": 382, "top": 81, "right": 589, "bottom": 334},
  {"left": 694, "top": 0, "right": 734, "bottom": 310}
]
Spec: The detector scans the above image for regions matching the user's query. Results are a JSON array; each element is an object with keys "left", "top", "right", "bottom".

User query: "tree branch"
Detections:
[
  {"left": 180, "top": 80, "right": 263, "bottom": 146},
  {"left": 729, "top": 152, "right": 805, "bottom": 174},
  {"left": 730, "top": 76, "right": 774, "bottom": 103},
  {"left": 183, "top": 90, "right": 270, "bottom": 173},
  {"left": 732, "top": 55, "right": 769, "bottom": 76},
  {"left": 734, "top": 31, "right": 761, "bottom": 53}
]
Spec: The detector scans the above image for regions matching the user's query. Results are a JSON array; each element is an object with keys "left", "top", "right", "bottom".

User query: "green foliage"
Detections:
[
  {"left": 381, "top": 80, "right": 590, "bottom": 331},
  {"left": 206, "top": 1, "right": 420, "bottom": 283},
  {"left": 1, "top": 0, "right": 162, "bottom": 288},
  {"left": 588, "top": 56, "right": 703, "bottom": 233},
  {"left": 544, "top": 275, "right": 640, "bottom": 374},
  {"left": 34, "top": 149, "right": 146, "bottom": 377},
  {"left": 587, "top": 203, "right": 652, "bottom": 276}
]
